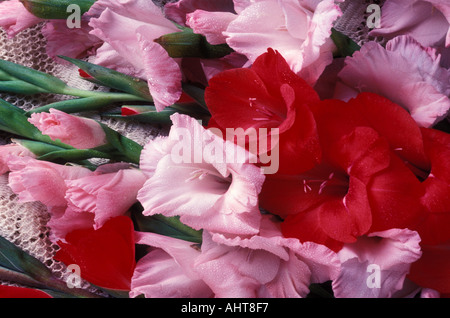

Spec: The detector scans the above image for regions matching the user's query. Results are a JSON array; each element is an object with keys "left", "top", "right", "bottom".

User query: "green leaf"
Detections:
[
  {"left": 330, "top": 28, "right": 361, "bottom": 58},
  {"left": 0, "top": 80, "right": 49, "bottom": 95},
  {"left": 20, "top": 0, "right": 95, "bottom": 19},
  {"left": 58, "top": 56, "right": 153, "bottom": 101},
  {"left": 155, "top": 28, "right": 234, "bottom": 59},
  {"left": 28, "top": 96, "right": 120, "bottom": 114},
  {"left": 0, "top": 235, "right": 54, "bottom": 281},
  {"left": 0, "top": 58, "right": 68, "bottom": 94},
  {"left": 133, "top": 210, "right": 203, "bottom": 244},
  {"left": 181, "top": 82, "right": 208, "bottom": 111},
  {"left": 100, "top": 123, "right": 143, "bottom": 164}
]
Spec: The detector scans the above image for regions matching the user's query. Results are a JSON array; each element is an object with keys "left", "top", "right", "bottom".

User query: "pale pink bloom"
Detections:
[
  {"left": 332, "top": 228, "right": 422, "bottom": 298},
  {"left": 164, "top": 0, "right": 235, "bottom": 26},
  {"left": 65, "top": 164, "right": 147, "bottom": 229},
  {"left": 0, "top": 0, "right": 44, "bottom": 38},
  {"left": 7, "top": 156, "right": 93, "bottom": 207},
  {"left": 194, "top": 215, "right": 340, "bottom": 298},
  {"left": 185, "top": 0, "right": 342, "bottom": 85},
  {"left": 28, "top": 109, "right": 107, "bottom": 149},
  {"left": 87, "top": 0, "right": 182, "bottom": 111},
  {"left": 137, "top": 113, "right": 265, "bottom": 236},
  {"left": 41, "top": 20, "right": 102, "bottom": 61},
  {"left": 336, "top": 35, "right": 450, "bottom": 127},
  {"left": 0, "top": 142, "right": 36, "bottom": 175},
  {"left": 369, "top": 0, "right": 450, "bottom": 48},
  {"left": 130, "top": 231, "right": 213, "bottom": 298}
]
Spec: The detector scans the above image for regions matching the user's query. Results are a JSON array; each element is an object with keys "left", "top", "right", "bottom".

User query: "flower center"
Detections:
[{"left": 303, "top": 171, "right": 350, "bottom": 197}]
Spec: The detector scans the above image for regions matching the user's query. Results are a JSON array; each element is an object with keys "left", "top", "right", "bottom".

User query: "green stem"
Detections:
[{"left": 62, "top": 86, "right": 149, "bottom": 101}]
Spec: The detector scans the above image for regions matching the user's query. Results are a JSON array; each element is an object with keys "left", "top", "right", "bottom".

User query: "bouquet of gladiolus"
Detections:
[{"left": 0, "top": 0, "right": 448, "bottom": 300}]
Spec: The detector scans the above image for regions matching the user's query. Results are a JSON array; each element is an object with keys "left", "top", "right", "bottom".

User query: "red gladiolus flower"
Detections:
[
  {"left": 205, "top": 48, "right": 322, "bottom": 175},
  {"left": 261, "top": 92, "right": 428, "bottom": 251},
  {"left": 54, "top": 216, "right": 136, "bottom": 291}
]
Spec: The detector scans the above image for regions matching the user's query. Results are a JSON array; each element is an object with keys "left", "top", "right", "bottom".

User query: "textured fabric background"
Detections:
[{"left": 0, "top": 0, "right": 384, "bottom": 291}]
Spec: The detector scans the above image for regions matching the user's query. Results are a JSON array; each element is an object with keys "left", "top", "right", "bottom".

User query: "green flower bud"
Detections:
[{"left": 154, "top": 28, "right": 234, "bottom": 59}]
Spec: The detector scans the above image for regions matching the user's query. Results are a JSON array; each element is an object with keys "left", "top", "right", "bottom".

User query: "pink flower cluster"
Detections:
[{"left": 0, "top": 0, "right": 449, "bottom": 299}]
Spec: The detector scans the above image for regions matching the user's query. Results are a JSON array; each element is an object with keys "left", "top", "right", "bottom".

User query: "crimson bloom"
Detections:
[
  {"left": 261, "top": 92, "right": 429, "bottom": 251},
  {"left": 205, "top": 48, "right": 321, "bottom": 175},
  {"left": 54, "top": 216, "right": 136, "bottom": 291}
]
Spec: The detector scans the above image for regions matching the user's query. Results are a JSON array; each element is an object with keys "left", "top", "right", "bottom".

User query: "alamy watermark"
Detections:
[
  {"left": 366, "top": 4, "right": 381, "bottom": 29},
  {"left": 65, "top": 264, "right": 82, "bottom": 289},
  {"left": 169, "top": 124, "right": 280, "bottom": 175},
  {"left": 66, "top": 4, "right": 82, "bottom": 29},
  {"left": 366, "top": 264, "right": 381, "bottom": 289}
]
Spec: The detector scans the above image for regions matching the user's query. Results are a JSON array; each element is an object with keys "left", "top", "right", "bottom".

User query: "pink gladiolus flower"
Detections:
[
  {"left": 130, "top": 231, "right": 214, "bottom": 298},
  {"left": 41, "top": 20, "right": 102, "bottom": 61},
  {"left": 6, "top": 156, "right": 95, "bottom": 242},
  {"left": 185, "top": 0, "right": 342, "bottom": 85},
  {"left": 0, "top": 0, "right": 44, "bottom": 38},
  {"left": 7, "top": 156, "right": 93, "bottom": 207},
  {"left": 336, "top": 35, "right": 450, "bottom": 127},
  {"left": 369, "top": 0, "right": 450, "bottom": 48},
  {"left": 332, "top": 228, "right": 422, "bottom": 298},
  {"left": 65, "top": 163, "right": 147, "bottom": 229},
  {"left": 28, "top": 109, "right": 107, "bottom": 149},
  {"left": 87, "top": 0, "right": 183, "bottom": 111},
  {"left": 0, "top": 142, "right": 35, "bottom": 175},
  {"left": 137, "top": 113, "right": 265, "bottom": 236},
  {"left": 194, "top": 215, "right": 340, "bottom": 298}
]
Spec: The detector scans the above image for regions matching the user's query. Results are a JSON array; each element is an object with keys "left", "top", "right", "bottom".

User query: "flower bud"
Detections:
[{"left": 28, "top": 108, "right": 107, "bottom": 149}]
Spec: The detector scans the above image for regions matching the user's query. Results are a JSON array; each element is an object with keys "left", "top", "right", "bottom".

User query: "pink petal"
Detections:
[
  {"left": 65, "top": 167, "right": 147, "bottom": 229},
  {"left": 7, "top": 157, "right": 93, "bottom": 207},
  {"left": 223, "top": 0, "right": 340, "bottom": 85},
  {"left": 0, "top": 0, "right": 44, "bottom": 38},
  {"left": 186, "top": 10, "right": 236, "bottom": 45},
  {"left": 0, "top": 142, "right": 35, "bottom": 175},
  {"left": 41, "top": 20, "right": 102, "bottom": 61},
  {"left": 130, "top": 231, "right": 213, "bottom": 298},
  {"left": 194, "top": 216, "right": 339, "bottom": 297},
  {"left": 369, "top": 0, "right": 448, "bottom": 47},
  {"left": 337, "top": 36, "right": 450, "bottom": 127},
  {"left": 164, "top": 0, "right": 236, "bottom": 26},
  {"left": 136, "top": 29, "right": 182, "bottom": 111},
  {"left": 88, "top": 0, "right": 182, "bottom": 110},
  {"left": 332, "top": 228, "right": 422, "bottom": 298}
]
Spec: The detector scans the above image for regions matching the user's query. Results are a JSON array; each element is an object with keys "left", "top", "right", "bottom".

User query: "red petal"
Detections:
[
  {"left": 350, "top": 92, "right": 429, "bottom": 171},
  {"left": 319, "top": 176, "right": 372, "bottom": 243},
  {"left": 78, "top": 69, "right": 92, "bottom": 79},
  {"left": 205, "top": 49, "right": 321, "bottom": 174},
  {"left": 121, "top": 106, "right": 141, "bottom": 116},
  {"left": 55, "top": 216, "right": 136, "bottom": 291},
  {"left": 368, "top": 155, "right": 425, "bottom": 232},
  {"left": 414, "top": 128, "right": 450, "bottom": 244},
  {"left": 408, "top": 242, "right": 450, "bottom": 294},
  {"left": 281, "top": 207, "right": 344, "bottom": 252},
  {"left": 0, "top": 285, "right": 52, "bottom": 298}
]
